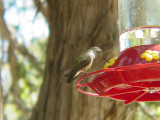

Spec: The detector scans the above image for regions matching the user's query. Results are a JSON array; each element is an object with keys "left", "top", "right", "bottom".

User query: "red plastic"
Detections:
[{"left": 76, "top": 45, "right": 160, "bottom": 104}]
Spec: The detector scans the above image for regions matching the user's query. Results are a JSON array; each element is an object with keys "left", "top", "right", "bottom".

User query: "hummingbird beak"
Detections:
[{"left": 101, "top": 53, "right": 109, "bottom": 63}]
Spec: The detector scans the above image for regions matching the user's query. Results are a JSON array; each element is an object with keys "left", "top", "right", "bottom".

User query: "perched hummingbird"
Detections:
[{"left": 65, "top": 46, "right": 107, "bottom": 83}]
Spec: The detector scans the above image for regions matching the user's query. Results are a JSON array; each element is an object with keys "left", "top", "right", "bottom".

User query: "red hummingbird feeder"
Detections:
[
  {"left": 76, "top": 45, "right": 160, "bottom": 104},
  {"left": 76, "top": 0, "right": 160, "bottom": 104}
]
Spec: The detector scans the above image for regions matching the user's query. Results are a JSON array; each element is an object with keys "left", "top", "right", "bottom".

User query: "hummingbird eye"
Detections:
[
  {"left": 98, "top": 50, "right": 102, "bottom": 53},
  {"left": 97, "top": 50, "right": 102, "bottom": 55}
]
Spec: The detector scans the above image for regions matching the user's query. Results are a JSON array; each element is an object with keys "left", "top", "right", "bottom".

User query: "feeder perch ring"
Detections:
[{"left": 76, "top": 45, "right": 160, "bottom": 104}]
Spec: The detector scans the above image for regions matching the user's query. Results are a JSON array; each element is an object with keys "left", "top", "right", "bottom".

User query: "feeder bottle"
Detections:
[{"left": 119, "top": 0, "right": 160, "bottom": 51}]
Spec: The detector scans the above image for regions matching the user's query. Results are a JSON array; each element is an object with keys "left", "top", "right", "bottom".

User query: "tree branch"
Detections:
[
  {"left": 0, "top": 0, "right": 19, "bottom": 83},
  {"left": 0, "top": 70, "right": 4, "bottom": 120},
  {"left": 33, "top": 0, "right": 49, "bottom": 22},
  {"left": 15, "top": 43, "right": 44, "bottom": 74},
  {"left": 0, "top": 0, "right": 43, "bottom": 74},
  {"left": 0, "top": 0, "right": 13, "bottom": 41},
  {"left": 9, "top": 90, "right": 30, "bottom": 114},
  {"left": 0, "top": 0, "right": 42, "bottom": 117}
]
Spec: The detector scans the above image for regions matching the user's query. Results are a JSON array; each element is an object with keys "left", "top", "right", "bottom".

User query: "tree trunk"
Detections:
[{"left": 30, "top": 0, "right": 137, "bottom": 120}]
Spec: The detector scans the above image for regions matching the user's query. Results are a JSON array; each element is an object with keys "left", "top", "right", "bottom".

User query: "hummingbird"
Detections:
[{"left": 65, "top": 46, "right": 108, "bottom": 83}]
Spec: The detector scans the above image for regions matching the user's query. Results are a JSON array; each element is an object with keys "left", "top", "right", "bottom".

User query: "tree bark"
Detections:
[{"left": 30, "top": 0, "right": 137, "bottom": 120}]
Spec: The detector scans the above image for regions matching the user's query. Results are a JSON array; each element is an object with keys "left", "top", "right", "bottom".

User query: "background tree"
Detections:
[
  {"left": 0, "top": 0, "right": 160, "bottom": 120},
  {"left": 30, "top": 0, "right": 137, "bottom": 120}
]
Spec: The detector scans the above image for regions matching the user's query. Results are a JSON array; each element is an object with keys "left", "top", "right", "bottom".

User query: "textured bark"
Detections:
[{"left": 30, "top": 0, "right": 137, "bottom": 120}]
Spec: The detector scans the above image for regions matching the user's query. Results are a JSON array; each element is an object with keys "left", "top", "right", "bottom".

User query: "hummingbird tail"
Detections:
[{"left": 66, "top": 74, "right": 75, "bottom": 83}]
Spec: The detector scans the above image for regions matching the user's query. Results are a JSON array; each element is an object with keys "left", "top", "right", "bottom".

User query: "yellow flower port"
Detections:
[
  {"left": 141, "top": 50, "right": 160, "bottom": 62},
  {"left": 104, "top": 57, "right": 117, "bottom": 69}
]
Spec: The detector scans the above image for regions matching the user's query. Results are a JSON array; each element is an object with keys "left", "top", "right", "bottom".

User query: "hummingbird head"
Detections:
[
  {"left": 90, "top": 46, "right": 102, "bottom": 56},
  {"left": 90, "top": 46, "right": 109, "bottom": 62}
]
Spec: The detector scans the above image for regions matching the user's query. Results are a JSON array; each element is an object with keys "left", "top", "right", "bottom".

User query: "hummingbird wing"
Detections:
[
  {"left": 73, "top": 54, "right": 91, "bottom": 68},
  {"left": 66, "top": 54, "right": 91, "bottom": 83}
]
